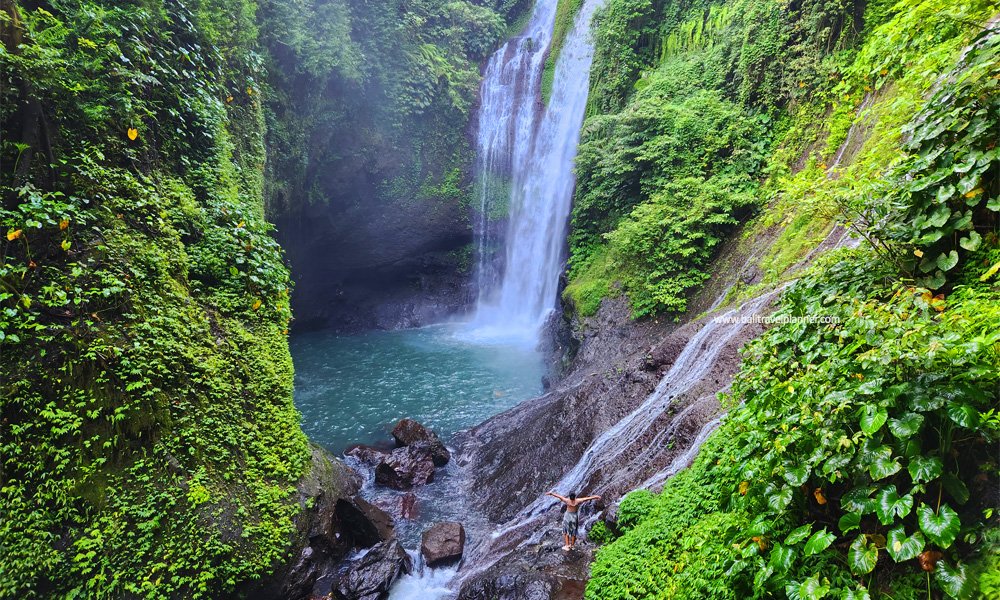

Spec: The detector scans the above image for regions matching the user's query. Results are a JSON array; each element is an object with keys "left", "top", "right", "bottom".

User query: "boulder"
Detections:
[
  {"left": 336, "top": 497, "right": 395, "bottom": 546},
  {"left": 243, "top": 444, "right": 369, "bottom": 599},
  {"left": 374, "top": 446, "right": 435, "bottom": 489},
  {"left": 421, "top": 521, "right": 465, "bottom": 567},
  {"left": 391, "top": 419, "right": 450, "bottom": 466},
  {"left": 336, "top": 539, "right": 412, "bottom": 600},
  {"left": 345, "top": 444, "right": 390, "bottom": 467}
]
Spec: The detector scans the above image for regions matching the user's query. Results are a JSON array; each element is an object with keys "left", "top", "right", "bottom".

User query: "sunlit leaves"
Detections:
[
  {"left": 875, "top": 486, "right": 913, "bottom": 525},
  {"left": 887, "top": 413, "right": 923, "bottom": 438},
  {"left": 935, "top": 560, "right": 976, "bottom": 599},
  {"left": 803, "top": 529, "right": 836, "bottom": 556},
  {"left": 917, "top": 504, "right": 961, "bottom": 548},
  {"left": 859, "top": 406, "right": 887, "bottom": 435},
  {"left": 886, "top": 526, "right": 924, "bottom": 562},
  {"left": 848, "top": 535, "right": 878, "bottom": 574},
  {"left": 908, "top": 455, "right": 943, "bottom": 483},
  {"left": 785, "top": 524, "right": 812, "bottom": 545}
]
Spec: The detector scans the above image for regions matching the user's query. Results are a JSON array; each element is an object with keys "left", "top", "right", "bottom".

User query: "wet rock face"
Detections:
[
  {"left": 421, "top": 521, "right": 466, "bottom": 567},
  {"left": 336, "top": 497, "right": 395, "bottom": 545},
  {"left": 335, "top": 539, "right": 412, "bottom": 600},
  {"left": 245, "top": 445, "right": 397, "bottom": 600},
  {"left": 391, "top": 418, "right": 451, "bottom": 466},
  {"left": 374, "top": 446, "right": 437, "bottom": 489},
  {"left": 457, "top": 530, "right": 591, "bottom": 600},
  {"left": 274, "top": 199, "right": 474, "bottom": 334}
]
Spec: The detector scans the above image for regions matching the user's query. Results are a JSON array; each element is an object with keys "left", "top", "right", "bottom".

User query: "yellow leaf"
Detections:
[
  {"left": 127, "top": 127, "right": 139, "bottom": 140},
  {"left": 980, "top": 260, "right": 1000, "bottom": 282},
  {"left": 880, "top": 69, "right": 888, "bottom": 76},
  {"left": 237, "top": 221, "right": 245, "bottom": 229},
  {"left": 913, "top": 249, "right": 924, "bottom": 258},
  {"left": 787, "top": 385, "right": 794, "bottom": 393},
  {"left": 798, "top": 81, "right": 806, "bottom": 88},
  {"left": 60, "top": 219, "right": 69, "bottom": 230},
  {"left": 61, "top": 239, "right": 71, "bottom": 251},
  {"left": 226, "top": 95, "right": 234, "bottom": 103},
  {"left": 7, "top": 229, "right": 22, "bottom": 241},
  {"left": 813, "top": 488, "right": 827, "bottom": 505},
  {"left": 739, "top": 481, "right": 749, "bottom": 496},
  {"left": 964, "top": 188, "right": 983, "bottom": 198},
  {"left": 252, "top": 299, "right": 262, "bottom": 311}
]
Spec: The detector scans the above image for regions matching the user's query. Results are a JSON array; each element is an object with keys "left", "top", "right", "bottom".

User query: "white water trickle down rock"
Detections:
[{"left": 468, "top": 0, "right": 607, "bottom": 344}]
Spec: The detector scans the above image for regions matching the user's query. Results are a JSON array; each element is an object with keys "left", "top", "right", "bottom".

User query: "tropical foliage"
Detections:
[
  {"left": 0, "top": 1, "right": 309, "bottom": 597},
  {"left": 584, "top": 0, "right": 1000, "bottom": 597}
]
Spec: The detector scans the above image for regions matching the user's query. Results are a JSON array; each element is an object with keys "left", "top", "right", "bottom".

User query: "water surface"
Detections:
[{"left": 291, "top": 323, "right": 545, "bottom": 454}]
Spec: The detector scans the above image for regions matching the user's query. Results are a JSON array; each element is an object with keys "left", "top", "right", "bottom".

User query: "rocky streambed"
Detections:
[{"left": 262, "top": 283, "right": 779, "bottom": 600}]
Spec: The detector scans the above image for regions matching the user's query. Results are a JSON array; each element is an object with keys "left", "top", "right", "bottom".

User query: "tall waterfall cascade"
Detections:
[{"left": 469, "top": 0, "right": 606, "bottom": 342}]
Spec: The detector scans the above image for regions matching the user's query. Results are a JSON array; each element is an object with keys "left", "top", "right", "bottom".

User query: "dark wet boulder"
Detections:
[
  {"left": 391, "top": 418, "right": 450, "bottom": 466},
  {"left": 243, "top": 444, "right": 385, "bottom": 599},
  {"left": 345, "top": 444, "right": 391, "bottom": 467},
  {"left": 421, "top": 521, "right": 465, "bottom": 567},
  {"left": 335, "top": 539, "right": 412, "bottom": 600},
  {"left": 336, "top": 497, "right": 395, "bottom": 546},
  {"left": 374, "top": 446, "right": 436, "bottom": 489}
]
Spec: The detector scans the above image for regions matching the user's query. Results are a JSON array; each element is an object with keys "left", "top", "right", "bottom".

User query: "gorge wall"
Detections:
[{"left": 261, "top": 0, "right": 528, "bottom": 332}]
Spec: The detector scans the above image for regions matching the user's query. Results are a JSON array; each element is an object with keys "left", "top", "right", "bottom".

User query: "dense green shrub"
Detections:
[
  {"left": 0, "top": 1, "right": 309, "bottom": 597},
  {"left": 586, "top": 3, "right": 1000, "bottom": 598},
  {"left": 567, "top": 0, "right": 866, "bottom": 318}
]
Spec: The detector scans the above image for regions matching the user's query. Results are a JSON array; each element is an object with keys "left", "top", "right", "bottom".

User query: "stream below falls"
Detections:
[{"left": 291, "top": 323, "right": 546, "bottom": 598}]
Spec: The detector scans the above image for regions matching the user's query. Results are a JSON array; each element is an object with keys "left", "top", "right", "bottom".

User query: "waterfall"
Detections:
[{"left": 470, "top": 0, "right": 606, "bottom": 342}]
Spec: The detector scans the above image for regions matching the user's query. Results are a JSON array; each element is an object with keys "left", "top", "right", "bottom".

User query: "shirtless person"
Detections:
[{"left": 546, "top": 491, "right": 601, "bottom": 550}]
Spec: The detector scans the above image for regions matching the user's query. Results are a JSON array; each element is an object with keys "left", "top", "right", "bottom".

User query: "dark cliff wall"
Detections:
[{"left": 261, "top": 0, "right": 522, "bottom": 332}]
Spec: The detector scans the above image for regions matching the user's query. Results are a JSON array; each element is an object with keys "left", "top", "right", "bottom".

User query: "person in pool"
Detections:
[{"left": 545, "top": 490, "right": 601, "bottom": 550}]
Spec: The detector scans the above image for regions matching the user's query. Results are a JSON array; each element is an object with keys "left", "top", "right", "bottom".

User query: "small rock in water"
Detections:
[
  {"left": 421, "top": 521, "right": 465, "bottom": 567},
  {"left": 374, "top": 446, "right": 436, "bottom": 489},
  {"left": 336, "top": 539, "right": 412, "bottom": 600},
  {"left": 391, "top": 418, "right": 450, "bottom": 466}
]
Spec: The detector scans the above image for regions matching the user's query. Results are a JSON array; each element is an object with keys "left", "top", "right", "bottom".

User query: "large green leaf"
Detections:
[
  {"left": 839, "top": 512, "right": 862, "bottom": 534},
  {"left": 785, "top": 524, "right": 813, "bottom": 545},
  {"left": 935, "top": 560, "right": 976, "bottom": 599},
  {"left": 840, "top": 588, "right": 872, "bottom": 600},
  {"left": 841, "top": 486, "right": 877, "bottom": 514},
  {"left": 797, "top": 575, "right": 831, "bottom": 600},
  {"left": 887, "top": 412, "right": 923, "bottom": 438},
  {"left": 936, "top": 250, "right": 959, "bottom": 272},
  {"left": 886, "top": 526, "right": 924, "bottom": 562},
  {"left": 859, "top": 406, "right": 887, "bottom": 435},
  {"left": 869, "top": 454, "right": 901, "bottom": 480},
  {"left": 848, "top": 535, "right": 878, "bottom": 575},
  {"left": 917, "top": 504, "right": 960, "bottom": 548},
  {"left": 941, "top": 472, "right": 970, "bottom": 505},
  {"left": 768, "top": 485, "right": 794, "bottom": 512},
  {"left": 908, "top": 455, "right": 943, "bottom": 483},
  {"left": 875, "top": 485, "right": 914, "bottom": 525},
  {"left": 785, "top": 464, "right": 810, "bottom": 487},
  {"left": 769, "top": 543, "right": 794, "bottom": 573},
  {"left": 946, "top": 402, "right": 978, "bottom": 427},
  {"left": 958, "top": 231, "right": 982, "bottom": 251},
  {"left": 804, "top": 529, "right": 836, "bottom": 556}
]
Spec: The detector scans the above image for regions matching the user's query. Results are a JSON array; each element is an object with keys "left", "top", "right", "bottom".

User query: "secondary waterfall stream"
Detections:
[{"left": 470, "top": 0, "right": 605, "bottom": 342}]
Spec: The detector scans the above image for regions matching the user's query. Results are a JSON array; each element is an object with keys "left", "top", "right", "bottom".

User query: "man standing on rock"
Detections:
[{"left": 545, "top": 491, "right": 601, "bottom": 551}]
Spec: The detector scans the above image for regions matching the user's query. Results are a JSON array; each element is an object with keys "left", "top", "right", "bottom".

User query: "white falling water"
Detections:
[{"left": 469, "top": 0, "right": 607, "bottom": 342}]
